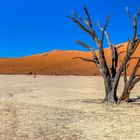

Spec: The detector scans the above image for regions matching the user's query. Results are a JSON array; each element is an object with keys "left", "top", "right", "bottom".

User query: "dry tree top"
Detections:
[{"left": 68, "top": 5, "right": 140, "bottom": 104}]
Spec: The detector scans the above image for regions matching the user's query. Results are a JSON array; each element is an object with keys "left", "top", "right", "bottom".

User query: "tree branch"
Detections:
[
  {"left": 97, "top": 17, "right": 111, "bottom": 78},
  {"left": 71, "top": 11, "right": 89, "bottom": 25},
  {"left": 129, "top": 76, "right": 140, "bottom": 90},
  {"left": 67, "top": 16, "right": 91, "bottom": 35},
  {"left": 72, "top": 57, "right": 95, "bottom": 63},
  {"left": 129, "top": 58, "right": 140, "bottom": 83},
  {"left": 113, "top": 9, "right": 140, "bottom": 90},
  {"left": 126, "top": 7, "right": 133, "bottom": 23},
  {"left": 84, "top": 5, "right": 93, "bottom": 28},
  {"left": 76, "top": 40, "right": 100, "bottom": 64},
  {"left": 123, "top": 63, "right": 128, "bottom": 85}
]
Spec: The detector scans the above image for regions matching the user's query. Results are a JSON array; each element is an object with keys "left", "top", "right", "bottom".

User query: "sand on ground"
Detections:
[{"left": 0, "top": 75, "right": 140, "bottom": 140}]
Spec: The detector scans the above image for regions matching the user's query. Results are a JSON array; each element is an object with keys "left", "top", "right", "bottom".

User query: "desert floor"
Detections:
[{"left": 0, "top": 75, "right": 140, "bottom": 140}]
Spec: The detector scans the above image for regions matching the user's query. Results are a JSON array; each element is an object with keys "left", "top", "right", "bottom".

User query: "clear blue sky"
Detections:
[{"left": 0, "top": 0, "right": 140, "bottom": 57}]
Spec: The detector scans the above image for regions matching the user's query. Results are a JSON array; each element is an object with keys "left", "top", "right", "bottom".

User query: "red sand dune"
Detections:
[{"left": 0, "top": 42, "right": 140, "bottom": 76}]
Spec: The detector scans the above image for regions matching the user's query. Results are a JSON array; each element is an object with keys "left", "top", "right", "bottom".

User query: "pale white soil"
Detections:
[{"left": 0, "top": 75, "right": 140, "bottom": 140}]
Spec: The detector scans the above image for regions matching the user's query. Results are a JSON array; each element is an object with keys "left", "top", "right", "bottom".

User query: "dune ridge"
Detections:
[{"left": 0, "top": 42, "right": 140, "bottom": 75}]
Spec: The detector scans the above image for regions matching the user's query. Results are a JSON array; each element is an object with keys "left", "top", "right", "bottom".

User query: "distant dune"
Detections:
[{"left": 0, "top": 42, "right": 140, "bottom": 75}]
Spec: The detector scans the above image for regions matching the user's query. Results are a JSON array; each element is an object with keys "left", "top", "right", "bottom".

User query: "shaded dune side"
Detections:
[{"left": 0, "top": 42, "right": 139, "bottom": 76}]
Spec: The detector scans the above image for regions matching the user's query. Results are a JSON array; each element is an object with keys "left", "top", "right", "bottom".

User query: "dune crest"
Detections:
[{"left": 0, "top": 42, "right": 139, "bottom": 75}]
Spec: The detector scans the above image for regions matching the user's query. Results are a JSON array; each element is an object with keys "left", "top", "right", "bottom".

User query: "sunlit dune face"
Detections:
[{"left": 0, "top": 42, "right": 139, "bottom": 76}]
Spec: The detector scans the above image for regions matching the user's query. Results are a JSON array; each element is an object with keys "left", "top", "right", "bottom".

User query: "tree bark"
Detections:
[
  {"left": 103, "top": 78, "right": 118, "bottom": 104},
  {"left": 118, "top": 89, "right": 130, "bottom": 103},
  {"left": 106, "top": 88, "right": 118, "bottom": 104}
]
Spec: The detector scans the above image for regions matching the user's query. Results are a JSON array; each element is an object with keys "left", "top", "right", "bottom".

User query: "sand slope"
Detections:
[{"left": 0, "top": 42, "right": 140, "bottom": 75}]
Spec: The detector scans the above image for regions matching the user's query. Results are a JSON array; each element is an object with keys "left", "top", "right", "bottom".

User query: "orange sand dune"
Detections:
[{"left": 0, "top": 42, "right": 139, "bottom": 75}]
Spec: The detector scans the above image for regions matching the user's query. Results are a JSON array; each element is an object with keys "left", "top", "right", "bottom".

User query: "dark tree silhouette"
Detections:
[{"left": 68, "top": 5, "right": 140, "bottom": 104}]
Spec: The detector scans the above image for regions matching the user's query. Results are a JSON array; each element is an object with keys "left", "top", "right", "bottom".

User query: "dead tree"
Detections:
[
  {"left": 117, "top": 9, "right": 140, "bottom": 103},
  {"left": 68, "top": 5, "right": 140, "bottom": 104},
  {"left": 118, "top": 57, "right": 140, "bottom": 103}
]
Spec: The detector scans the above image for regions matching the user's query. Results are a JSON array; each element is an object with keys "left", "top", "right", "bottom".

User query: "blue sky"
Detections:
[{"left": 0, "top": 0, "right": 140, "bottom": 57}]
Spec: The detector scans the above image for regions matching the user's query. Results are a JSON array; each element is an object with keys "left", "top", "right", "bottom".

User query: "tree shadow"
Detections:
[{"left": 128, "top": 96, "right": 140, "bottom": 103}]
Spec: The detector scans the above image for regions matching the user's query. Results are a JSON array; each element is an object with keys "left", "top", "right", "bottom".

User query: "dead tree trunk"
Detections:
[
  {"left": 118, "top": 58, "right": 140, "bottom": 103},
  {"left": 68, "top": 5, "right": 140, "bottom": 104}
]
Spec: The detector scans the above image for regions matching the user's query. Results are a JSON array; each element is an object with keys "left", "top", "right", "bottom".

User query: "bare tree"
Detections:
[
  {"left": 68, "top": 5, "right": 140, "bottom": 104},
  {"left": 118, "top": 55, "right": 140, "bottom": 103}
]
